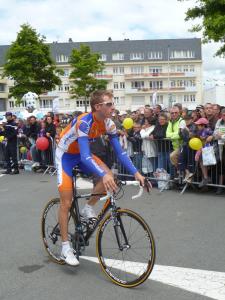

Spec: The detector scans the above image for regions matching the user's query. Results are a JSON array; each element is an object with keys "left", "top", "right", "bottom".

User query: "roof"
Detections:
[{"left": 0, "top": 38, "right": 202, "bottom": 66}]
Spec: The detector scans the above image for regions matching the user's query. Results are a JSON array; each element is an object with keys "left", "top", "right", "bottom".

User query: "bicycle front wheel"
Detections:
[
  {"left": 96, "top": 209, "right": 156, "bottom": 288},
  {"left": 41, "top": 198, "right": 76, "bottom": 264}
]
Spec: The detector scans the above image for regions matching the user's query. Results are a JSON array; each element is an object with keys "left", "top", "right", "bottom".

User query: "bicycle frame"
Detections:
[{"left": 71, "top": 169, "right": 118, "bottom": 246}]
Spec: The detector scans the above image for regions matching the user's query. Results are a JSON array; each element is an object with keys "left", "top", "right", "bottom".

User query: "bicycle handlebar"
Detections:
[
  {"left": 122, "top": 181, "right": 144, "bottom": 200},
  {"left": 99, "top": 180, "right": 144, "bottom": 202}
]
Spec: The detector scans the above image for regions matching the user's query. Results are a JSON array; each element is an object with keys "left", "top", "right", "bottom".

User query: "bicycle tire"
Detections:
[
  {"left": 96, "top": 208, "right": 155, "bottom": 288},
  {"left": 41, "top": 198, "right": 76, "bottom": 264}
]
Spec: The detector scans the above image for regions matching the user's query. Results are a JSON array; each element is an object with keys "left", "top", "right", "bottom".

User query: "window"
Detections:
[
  {"left": 130, "top": 53, "right": 144, "bottom": 60},
  {"left": 131, "top": 66, "right": 144, "bottom": 74},
  {"left": 0, "top": 84, "right": 5, "bottom": 92},
  {"left": 170, "top": 80, "right": 176, "bottom": 87},
  {"left": 76, "top": 99, "right": 90, "bottom": 107},
  {"left": 120, "top": 82, "right": 125, "bottom": 89},
  {"left": 112, "top": 53, "right": 124, "bottom": 60},
  {"left": 189, "top": 65, "right": 195, "bottom": 72},
  {"left": 149, "top": 66, "right": 162, "bottom": 74},
  {"left": 150, "top": 95, "right": 163, "bottom": 104},
  {"left": 183, "top": 94, "right": 195, "bottom": 102},
  {"left": 39, "top": 99, "right": 53, "bottom": 108},
  {"left": 183, "top": 65, "right": 189, "bottom": 72},
  {"left": 131, "top": 81, "right": 144, "bottom": 89},
  {"left": 63, "top": 69, "right": 70, "bottom": 77},
  {"left": 99, "top": 54, "right": 107, "bottom": 61},
  {"left": 170, "top": 65, "right": 175, "bottom": 72},
  {"left": 114, "top": 96, "right": 125, "bottom": 105},
  {"left": 120, "top": 96, "right": 125, "bottom": 105},
  {"left": 65, "top": 98, "right": 70, "bottom": 107},
  {"left": 149, "top": 81, "right": 163, "bottom": 89},
  {"left": 64, "top": 84, "right": 70, "bottom": 91},
  {"left": 114, "top": 82, "right": 119, "bottom": 89},
  {"left": 177, "top": 65, "right": 182, "bottom": 72},
  {"left": 9, "top": 101, "right": 14, "bottom": 108},
  {"left": 131, "top": 96, "right": 145, "bottom": 105},
  {"left": 96, "top": 70, "right": 107, "bottom": 76},
  {"left": 15, "top": 101, "right": 26, "bottom": 108},
  {"left": 177, "top": 80, "right": 184, "bottom": 87},
  {"left": 58, "top": 85, "right": 63, "bottom": 91},
  {"left": 170, "top": 50, "right": 195, "bottom": 59},
  {"left": 119, "top": 67, "right": 124, "bottom": 74},
  {"left": 113, "top": 66, "right": 124, "bottom": 74},
  {"left": 148, "top": 51, "right": 162, "bottom": 59},
  {"left": 190, "top": 94, "right": 196, "bottom": 102},
  {"left": 114, "top": 96, "right": 119, "bottom": 104},
  {"left": 56, "top": 54, "right": 69, "bottom": 63}
]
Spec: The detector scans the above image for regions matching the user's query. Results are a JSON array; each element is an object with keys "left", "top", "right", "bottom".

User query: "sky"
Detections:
[{"left": 0, "top": 0, "right": 225, "bottom": 88}]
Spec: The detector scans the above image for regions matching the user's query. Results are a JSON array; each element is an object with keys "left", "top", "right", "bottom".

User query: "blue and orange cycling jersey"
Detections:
[{"left": 56, "top": 112, "right": 137, "bottom": 191}]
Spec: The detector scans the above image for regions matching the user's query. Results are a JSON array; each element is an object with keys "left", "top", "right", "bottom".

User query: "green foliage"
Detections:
[
  {"left": 69, "top": 44, "right": 107, "bottom": 110},
  {"left": 3, "top": 23, "right": 62, "bottom": 101},
  {"left": 180, "top": 0, "right": 225, "bottom": 56}
]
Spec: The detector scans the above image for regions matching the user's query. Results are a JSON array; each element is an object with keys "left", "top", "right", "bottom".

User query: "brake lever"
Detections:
[{"left": 144, "top": 178, "right": 152, "bottom": 193}]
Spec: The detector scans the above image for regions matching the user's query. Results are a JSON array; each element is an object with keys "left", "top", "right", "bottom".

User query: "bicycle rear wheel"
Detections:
[
  {"left": 96, "top": 208, "right": 155, "bottom": 288},
  {"left": 41, "top": 198, "right": 76, "bottom": 264}
]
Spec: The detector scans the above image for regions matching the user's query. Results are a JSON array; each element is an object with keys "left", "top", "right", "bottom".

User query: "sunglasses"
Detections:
[{"left": 98, "top": 101, "right": 115, "bottom": 107}]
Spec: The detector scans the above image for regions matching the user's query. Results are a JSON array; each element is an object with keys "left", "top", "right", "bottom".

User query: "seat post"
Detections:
[{"left": 72, "top": 167, "right": 79, "bottom": 199}]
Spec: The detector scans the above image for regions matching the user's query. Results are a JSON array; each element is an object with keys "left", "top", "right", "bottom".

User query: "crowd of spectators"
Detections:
[{"left": 0, "top": 102, "right": 225, "bottom": 194}]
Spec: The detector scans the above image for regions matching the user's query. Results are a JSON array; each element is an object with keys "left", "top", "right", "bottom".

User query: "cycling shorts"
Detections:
[{"left": 55, "top": 148, "right": 104, "bottom": 192}]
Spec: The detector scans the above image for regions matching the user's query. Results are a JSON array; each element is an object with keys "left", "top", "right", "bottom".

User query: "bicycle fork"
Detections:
[{"left": 113, "top": 212, "right": 130, "bottom": 251}]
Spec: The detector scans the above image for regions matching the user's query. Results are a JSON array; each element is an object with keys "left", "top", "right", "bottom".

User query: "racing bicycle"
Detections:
[{"left": 41, "top": 167, "right": 156, "bottom": 288}]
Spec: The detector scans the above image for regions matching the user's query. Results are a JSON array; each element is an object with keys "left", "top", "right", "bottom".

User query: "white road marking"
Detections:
[
  {"left": 80, "top": 256, "right": 225, "bottom": 300},
  {"left": 0, "top": 174, "right": 5, "bottom": 178}
]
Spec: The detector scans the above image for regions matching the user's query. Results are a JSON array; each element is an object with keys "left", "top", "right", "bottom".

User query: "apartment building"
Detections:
[{"left": 0, "top": 38, "right": 202, "bottom": 113}]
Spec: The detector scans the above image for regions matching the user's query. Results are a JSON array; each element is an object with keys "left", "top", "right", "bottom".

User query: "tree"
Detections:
[
  {"left": 3, "top": 23, "right": 62, "bottom": 101},
  {"left": 69, "top": 44, "right": 107, "bottom": 112},
  {"left": 180, "top": 0, "right": 225, "bottom": 56}
]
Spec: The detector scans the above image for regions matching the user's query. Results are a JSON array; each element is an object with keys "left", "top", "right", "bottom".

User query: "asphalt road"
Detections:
[{"left": 0, "top": 170, "right": 224, "bottom": 300}]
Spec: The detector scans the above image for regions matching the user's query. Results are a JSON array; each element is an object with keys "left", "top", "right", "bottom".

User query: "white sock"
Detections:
[{"left": 62, "top": 241, "right": 71, "bottom": 254}]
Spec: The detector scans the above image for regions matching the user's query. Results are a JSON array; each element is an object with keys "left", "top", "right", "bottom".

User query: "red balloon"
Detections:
[{"left": 36, "top": 137, "right": 49, "bottom": 151}]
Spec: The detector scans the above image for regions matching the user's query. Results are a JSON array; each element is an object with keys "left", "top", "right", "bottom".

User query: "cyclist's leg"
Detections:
[
  {"left": 56, "top": 150, "right": 80, "bottom": 265},
  {"left": 80, "top": 154, "right": 112, "bottom": 206},
  {"left": 56, "top": 150, "right": 79, "bottom": 241}
]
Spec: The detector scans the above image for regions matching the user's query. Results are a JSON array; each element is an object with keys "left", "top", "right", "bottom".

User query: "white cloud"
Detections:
[{"left": 0, "top": 0, "right": 225, "bottom": 84}]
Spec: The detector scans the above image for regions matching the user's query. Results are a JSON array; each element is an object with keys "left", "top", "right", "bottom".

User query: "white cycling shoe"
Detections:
[
  {"left": 81, "top": 204, "right": 97, "bottom": 219},
  {"left": 61, "top": 248, "right": 80, "bottom": 266}
]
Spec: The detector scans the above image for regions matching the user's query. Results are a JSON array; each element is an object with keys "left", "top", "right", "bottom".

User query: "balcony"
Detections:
[
  {"left": 124, "top": 72, "right": 190, "bottom": 79},
  {"left": 125, "top": 88, "right": 167, "bottom": 94},
  {"left": 95, "top": 74, "right": 113, "bottom": 80}
]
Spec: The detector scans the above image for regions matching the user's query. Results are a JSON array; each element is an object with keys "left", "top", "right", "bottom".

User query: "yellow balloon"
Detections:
[
  {"left": 189, "top": 137, "right": 202, "bottom": 151},
  {"left": 0, "top": 136, "right": 4, "bottom": 143},
  {"left": 123, "top": 118, "right": 134, "bottom": 130},
  {"left": 20, "top": 146, "right": 27, "bottom": 154}
]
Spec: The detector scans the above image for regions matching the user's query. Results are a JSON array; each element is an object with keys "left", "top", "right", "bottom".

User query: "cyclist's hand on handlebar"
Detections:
[
  {"left": 103, "top": 173, "right": 117, "bottom": 192},
  {"left": 134, "top": 172, "right": 152, "bottom": 192}
]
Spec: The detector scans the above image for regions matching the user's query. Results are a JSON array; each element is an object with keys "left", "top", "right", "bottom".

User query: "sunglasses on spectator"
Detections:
[
  {"left": 171, "top": 112, "right": 179, "bottom": 114},
  {"left": 98, "top": 101, "right": 115, "bottom": 107}
]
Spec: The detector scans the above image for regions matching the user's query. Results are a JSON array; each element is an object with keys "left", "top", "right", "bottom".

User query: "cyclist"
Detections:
[{"left": 56, "top": 90, "right": 150, "bottom": 266}]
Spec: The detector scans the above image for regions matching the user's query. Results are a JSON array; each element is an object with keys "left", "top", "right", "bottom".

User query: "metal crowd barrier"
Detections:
[
  {"left": 42, "top": 137, "right": 56, "bottom": 176},
  {"left": 109, "top": 137, "right": 225, "bottom": 193},
  {"left": 1, "top": 133, "right": 224, "bottom": 194}
]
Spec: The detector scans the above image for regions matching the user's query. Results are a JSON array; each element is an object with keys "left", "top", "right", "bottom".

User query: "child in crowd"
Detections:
[{"left": 194, "top": 118, "right": 213, "bottom": 187}]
